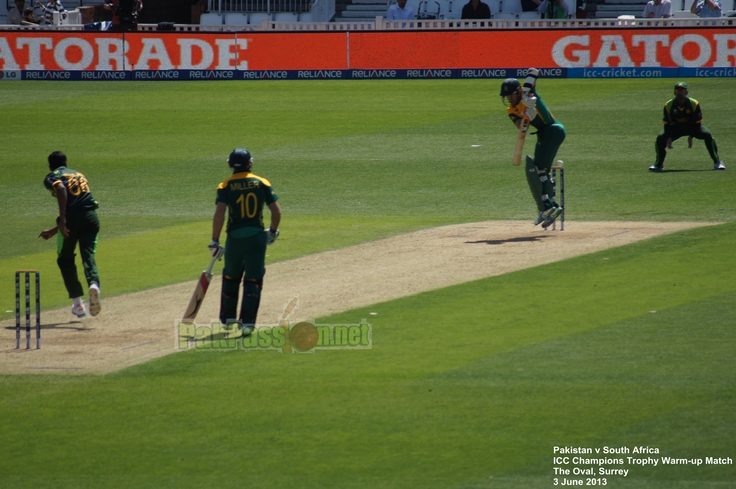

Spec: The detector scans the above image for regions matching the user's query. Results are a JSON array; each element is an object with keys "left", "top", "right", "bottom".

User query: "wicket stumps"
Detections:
[
  {"left": 15, "top": 271, "right": 40, "bottom": 350},
  {"left": 551, "top": 164, "right": 565, "bottom": 231}
]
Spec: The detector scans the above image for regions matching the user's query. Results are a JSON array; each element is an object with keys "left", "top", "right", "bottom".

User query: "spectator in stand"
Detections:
[
  {"left": 521, "top": 0, "right": 542, "bottom": 11},
  {"left": 36, "top": 0, "right": 67, "bottom": 25},
  {"left": 642, "top": 0, "right": 671, "bottom": 18},
  {"left": 690, "top": 0, "right": 722, "bottom": 16},
  {"left": 8, "top": 0, "right": 25, "bottom": 24},
  {"left": 104, "top": 0, "right": 143, "bottom": 31},
  {"left": 538, "top": 0, "right": 571, "bottom": 18},
  {"left": 386, "top": 0, "right": 414, "bottom": 19},
  {"left": 23, "top": 7, "right": 40, "bottom": 24},
  {"left": 462, "top": 0, "right": 492, "bottom": 18}
]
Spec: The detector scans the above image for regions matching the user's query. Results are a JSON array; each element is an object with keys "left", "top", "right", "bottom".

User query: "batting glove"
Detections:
[
  {"left": 522, "top": 95, "right": 537, "bottom": 108},
  {"left": 208, "top": 239, "right": 221, "bottom": 257},
  {"left": 524, "top": 106, "right": 537, "bottom": 120},
  {"left": 266, "top": 228, "right": 280, "bottom": 245},
  {"left": 524, "top": 68, "right": 539, "bottom": 92}
]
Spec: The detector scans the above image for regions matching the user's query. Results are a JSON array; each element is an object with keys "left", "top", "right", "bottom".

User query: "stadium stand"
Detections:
[
  {"left": 667, "top": 0, "right": 696, "bottom": 15},
  {"left": 53, "top": 0, "right": 106, "bottom": 7},
  {"left": 274, "top": 11, "right": 299, "bottom": 20},
  {"left": 334, "top": 0, "right": 385, "bottom": 21},
  {"left": 593, "top": 0, "right": 649, "bottom": 17},
  {"left": 248, "top": 11, "right": 272, "bottom": 23},
  {"left": 54, "top": 9, "right": 83, "bottom": 25},
  {"left": 417, "top": 0, "right": 442, "bottom": 18},
  {"left": 501, "top": 0, "right": 523, "bottom": 14},
  {"left": 224, "top": 12, "right": 249, "bottom": 24},
  {"left": 487, "top": 0, "right": 501, "bottom": 14},
  {"left": 728, "top": 0, "right": 736, "bottom": 15},
  {"left": 200, "top": 12, "right": 224, "bottom": 23},
  {"left": 186, "top": 0, "right": 736, "bottom": 24}
]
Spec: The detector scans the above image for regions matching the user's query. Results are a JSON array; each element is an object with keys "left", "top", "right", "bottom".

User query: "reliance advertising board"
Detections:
[{"left": 0, "top": 30, "right": 734, "bottom": 80}]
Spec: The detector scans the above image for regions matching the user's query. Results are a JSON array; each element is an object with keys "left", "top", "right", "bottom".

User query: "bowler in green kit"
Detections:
[
  {"left": 210, "top": 148, "right": 281, "bottom": 336},
  {"left": 39, "top": 151, "right": 102, "bottom": 318}
]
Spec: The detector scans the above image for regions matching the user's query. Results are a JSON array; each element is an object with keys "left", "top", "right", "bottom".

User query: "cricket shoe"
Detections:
[
  {"left": 715, "top": 161, "right": 726, "bottom": 170},
  {"left": 542, "top": 206, "right": 563, "bottom": 229},
  {"left": 88, "top": 284, "right": 101, "bottom": 317},
  {"left": 648, "top": 165, "right": 663, "bottom": 172},
  {"left": 71, "top": 301, "right": 88, "bottom": 318},
  {"left": 533, "top": 211, "right": 546, "bottom": 226},
  {"left": 241, "top": 324, "right": 255, "bottom": 337}
]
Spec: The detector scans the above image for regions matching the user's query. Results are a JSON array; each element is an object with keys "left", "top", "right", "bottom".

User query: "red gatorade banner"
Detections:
[
  {"left": 0, "top": 29, "right": 733, "bottom": 75},
  {"left": 349, "top": 30, "right": 736, "bottom": 69},
  {"left": 0, "top": 31, "right": 346, "bottom": 71}
]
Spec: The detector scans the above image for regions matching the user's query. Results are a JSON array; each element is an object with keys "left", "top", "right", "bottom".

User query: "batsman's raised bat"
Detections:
[
  {"left": 182, "top": 248, "right": 224, "bottom": 321},
  {"left": 513, "top": 117, "right": 531, "bottom": 166}
]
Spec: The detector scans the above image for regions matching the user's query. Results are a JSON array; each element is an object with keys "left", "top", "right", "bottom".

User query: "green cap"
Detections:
[{"left": 674, "top": 81, "right": 688, "bottom": 90}]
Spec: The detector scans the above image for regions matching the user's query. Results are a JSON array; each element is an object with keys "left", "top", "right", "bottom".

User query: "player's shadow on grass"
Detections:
[
  {"left": 659, "top": 169, "right": 713, "bottom": 173},
  {"left": 466, "top": 236, "right": 550, "bottom": 245}
]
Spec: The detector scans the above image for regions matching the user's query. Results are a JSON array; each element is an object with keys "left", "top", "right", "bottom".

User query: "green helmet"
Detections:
[{"left": 228, "top": 148, "right": 253, "bottom": 172}]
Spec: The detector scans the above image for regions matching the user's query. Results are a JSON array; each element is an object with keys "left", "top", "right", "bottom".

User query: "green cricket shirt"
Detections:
[
  {"left": 216, "top": 172, "right": 279, "bottom": 238},
  {"left": 507, "top": 89, "right": 558, "bottom": 131},
  {"left": 43, "top": 166, "right": 99, "bottom": 212}
]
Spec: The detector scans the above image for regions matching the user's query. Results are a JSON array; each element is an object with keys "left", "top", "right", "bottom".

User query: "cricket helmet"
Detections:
[
  {"left": 228, "top": 148, "right": 253, "bottom": 171},
  {"left": 500, "top": 78, "right": 521, "bottom": 97}
]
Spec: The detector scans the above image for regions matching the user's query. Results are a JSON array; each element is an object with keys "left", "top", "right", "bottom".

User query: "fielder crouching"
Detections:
[
  {"left": 500, "top": 68, "right": 566, "bottom": 228},
  {"left": 650, "top": 81, "right": 725, "bottom": 172},
  {"left": 210, "top": 148, "right": 281, "bottom": 337}
]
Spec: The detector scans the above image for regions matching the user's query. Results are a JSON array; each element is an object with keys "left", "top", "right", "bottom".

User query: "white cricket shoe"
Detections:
[
  {"left": 89, "top": 283, "right": 101, "bottom": 317},
  {"left": 72, "top": 301, "right": 88, "bottom": 318}
]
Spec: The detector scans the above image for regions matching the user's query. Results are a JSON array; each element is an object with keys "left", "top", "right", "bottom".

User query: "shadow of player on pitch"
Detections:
[
  {"left": 5, "top": 321, "right": 92, "bottom": 332},
  {"left": 466, "top": 236, "right": 551, "bottom": 245}
]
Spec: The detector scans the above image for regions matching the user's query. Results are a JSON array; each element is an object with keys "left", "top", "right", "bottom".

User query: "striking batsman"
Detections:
[
  {"left": 500, "top": 68, "right": 565, "bottom": 228},
  {"left": 210, "top": 148, "right": 281, "bottom": 337}
]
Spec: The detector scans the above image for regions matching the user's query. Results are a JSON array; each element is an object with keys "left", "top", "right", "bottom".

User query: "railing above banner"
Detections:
[
  {"left": 208, "top": 0, "right": 314, "bottom": 13},
  {"left": 2, "top": 16, "right": 734, "bottom": 32}
]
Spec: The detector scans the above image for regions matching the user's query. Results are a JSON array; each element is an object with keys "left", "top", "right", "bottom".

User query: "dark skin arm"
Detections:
[
  {"left": 39, "top": 226, "right": 58, "bottom": 240},
  {"left": 55, "top": 185, "right": 70, "bottom": 238}
]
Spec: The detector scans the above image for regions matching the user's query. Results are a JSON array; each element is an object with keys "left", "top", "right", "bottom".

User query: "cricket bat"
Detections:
[
  {"left": 182, "top": 248, "right": 224, "bottom": 321},
  {"left": 513, "top": 117, "right": 531, "bottom": 167}
]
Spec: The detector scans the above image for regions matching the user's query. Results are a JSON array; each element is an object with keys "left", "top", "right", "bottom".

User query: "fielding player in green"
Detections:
[
  {"left": 650, "top": 81, "right": 725, "bottom": 172},
  {"left": 210, "top": 148, "right": 281, "bottom": 336},
  {"left": 39, "top": 151, "right": 101, "bottom": 318},
  {"left": 500, "top": 68, "right": 565, "bottom": 228}
]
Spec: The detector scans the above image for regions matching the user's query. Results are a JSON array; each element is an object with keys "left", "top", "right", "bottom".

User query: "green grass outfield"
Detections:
[{"left": 0, "top": 79, "right": 735, "bottom": 488}]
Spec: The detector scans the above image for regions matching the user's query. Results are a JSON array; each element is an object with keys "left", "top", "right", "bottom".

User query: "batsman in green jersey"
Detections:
[
  {"left": 501, "top": 68, "right": 565, "bottom": 228},
  {"left": 210, "top": 148, "right": 281, "bottom": 336},
  {"left": 650, "top": 81, "right": 725, "bottom": 172},
  {"left": 39, "top": 151, "right": 101, "bottom": 318}
]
